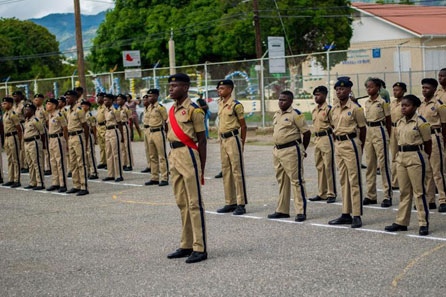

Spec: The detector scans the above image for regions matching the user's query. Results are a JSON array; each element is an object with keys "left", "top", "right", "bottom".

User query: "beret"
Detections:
[
  {"left": 168, "top": 73, "right": 190, "bottom": 83},
  {"left": 421, "top": 78, "right": 438, "bottom": 88},
  {"left": 334, "top": 77, "right": 353, "bottom": 89},
  {"left": 147, "top": 89, "right": 160, "bottom": 95},
  {"left": 81, "top": 100, "right": 91, "bottom": 107},
  {"left": 24, "top": 103, "right": 36, "bottom": 111},
  {"left": 12, "top": 90, "right": 23, "bottom": 96},
  {"left": 47, "top": 98, "right": 59, "bottom": 105},
  {"left": 104, "top": 93, "right": 115, "bottom": 100},
  {"left": 313, "top": 86, "right": 328, "bottom": 95},
  {"left": 97, "top": 92, "right": 106, "bottom": 97},
  {"left": 34, "top": 93, "right": 44, "bottom": 99},
  {"left": 117, "top": 93, "right": 127, "bottom": 100},
  {"left": 217, "top": 80, "right": 234, "bottom": 88},
  {"left": 403, "top": 94, "right": 421, "bottom": 107},
  {"left": 2, "top": 97, "right": 13, "bottom": 103},
  {"left": 64, "top": 90, "right": 78, "bottom": 96},
  {"left": 58, "top": 96, "right": 66, "bottom": 103},
  {"left": 393, "top": 82, "right": 407, "bottom": 91}
]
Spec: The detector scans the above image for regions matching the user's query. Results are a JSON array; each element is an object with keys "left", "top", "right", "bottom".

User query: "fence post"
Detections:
[
  {"left": 409, "top": 68, "right": 412, "bottom": 94},
  {"left": 327, "top": 51, "right": 331, "bottom": 105},
  {"left": 397, "top": 45, "right": 402, "bottom": 81},
  {"left": 204, "top": 62, "right": 208, "bottom": 99},
  {"left": 356, "top": 73, "right": 360, "bottom": 98}
]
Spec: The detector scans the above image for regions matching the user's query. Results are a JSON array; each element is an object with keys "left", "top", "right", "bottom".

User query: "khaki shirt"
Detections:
[
  {"left": 48, "top": 111, "right": 67, "bottom": 134},
  {"left": 86, "top": 111, "right": 96, "bottom": 129},
  {"left": 147, "top": 102, "right": 167, "bottom": 128},
  {"left": 273, "top": 106, "right": 309, "bottom": 145},
  {"left": 364, "top": 95, "right": 390, "bottom": 122},
  {"left": 390, "top": 98, "right": 403, "bottom": 124},
  {"left": 3, "top": 110, "right": 20, "bottom": 134},
  {"left": 59, "top": 106, "right": 68, "bottom": 120},
  {"left": 331, "top": 99, "right": 366, "bottom": 136},
  {"left": 418, "top": 98, "right": 446, "bottom": 129},
  {"left": 167, "top": 98, "right": 205, "bottom": 143},
  {"left": 35, "top": 105, "right": 48, "bottom": 126},
  {"left": 435, "top": 86, "right": 446, "bottom": 103},
  {"left": 218, "top": 97, "right": 244, "bottom": 134},
  {"left": 105, "top": 106, "right": 121, "bottom": 126},
  {"left": 119, "top": 105, "right": 132, "bottom": 124},
  {"left": 24, "top": 117, "right": 44, "bottom": 139},
  {"left": 396, "top": 113, "right": 431, "bottom": 146},
  {"left": 67, "top": 105, "right": 86, "bottom": 132},
  {"left": 143, "top": 106, "right": 150, "bottom": 126},
  {"left": 97, "top": 104, "right": 106, "bottom": 125},
  {"left": 311, "top": 102, "right": 332, "bottom": 133},
  {"left": 12, "top": 101, "right": 25, "bottom": 123}
]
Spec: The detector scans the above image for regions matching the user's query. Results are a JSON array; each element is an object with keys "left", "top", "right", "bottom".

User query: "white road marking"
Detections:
[
  {"left": 269, "top": 219, "right": 303, "bottom": 224},
  {"left": 406, "top": 235, "right": 446, "bottom": 242},
  {"left": 310, "top": 223, "right": 349, "bottom": 229},
  {"left": 355, "top": 228, "right": 397, "bottom": 235},
  {"left": 88, "top": 179, "right": 143, "bottom": 187}
]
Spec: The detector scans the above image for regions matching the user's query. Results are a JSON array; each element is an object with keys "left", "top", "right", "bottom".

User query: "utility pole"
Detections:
[
  {"left": 253, "top": 0, "right": 262, "bottom": 59},
  {"left": 169, "top": 28, "right": 176, "bottom": 75},
  {"left": 73, "top": 0, "right": 87, "bottom": 91}
]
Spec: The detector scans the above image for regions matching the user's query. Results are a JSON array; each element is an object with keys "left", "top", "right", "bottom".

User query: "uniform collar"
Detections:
[
  {"left": 317, "top": 102, "right": 328, "bottom": 110},
  {"left": 367, "top": 95, "right": 381, "bottom": 103},
  {"left": 337, "top": 99, "right": 353, "bottom": 109},
  {"left": 402, "top": 113, "right": 418, "bottom": 123},
  {"left": 423, "top": 97, "right": 434, "bottom": 104},
  {"left": 174, "top": 97, "right": 191, "bottom": 110},
  {"left": 280, "top": 106, "right": 293, "bottom": 114},
  {"left": 221, "top": 96, "right": 234, "bottom": 106}
]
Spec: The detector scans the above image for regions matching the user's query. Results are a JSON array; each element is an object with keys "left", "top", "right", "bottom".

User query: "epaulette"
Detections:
[
  {"left": 89, "top": 112, "right": 92, "bottom": 116},
  {"left": 234, "top": 100, "right": 241, "bottom": 106},
  {"left": 353, "top": 102, "right": 362, "bottom": 108},
  {"left": 77, "top": 106, "right": 82, "bottom": 110},
  {"left": 438, "top": 99, "right": 444, "bottom": 105},
  {"left": 418, "top": 115, "right": 427, "bottom": 122},
  {"left": 159, "top": 103, "right": 164, "bottom": 107},
  {"left": 58, "top": 112, "right": 63, "bottom": 117},
  {"left": 191, "top": 102, "right": 200, "bottom": 109},
  {"left": 327, "top": 105, "right": 332, "bottom": 116},
  {"left": 12, "top": 111, "right": 16, "bottom": 115},
  {"left": 383, "top": 97, "right": 390, "bottom": 104},
  {"left": 293, "top": 108, "right": 302, "bottom": 115},
  {"left": 34, "top": 117, "right": 39, "bottom": 122}
]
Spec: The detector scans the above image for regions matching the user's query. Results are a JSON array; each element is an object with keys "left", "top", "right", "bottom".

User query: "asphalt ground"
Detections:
[{"left": 1, "top": 139, "right": 446, "bottom": 296}]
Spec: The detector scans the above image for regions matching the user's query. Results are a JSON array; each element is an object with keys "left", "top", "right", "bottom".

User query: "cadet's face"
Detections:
[
  {"left": 169, "top": 82, "right": 188, "bottom": 100},
  {"left": 33, "top": 97, "right": 43, "bottom": 106},
  {"left": 24, "top": 107, "right": 33, "bottom": 118},
  {"left": 314, "top": 92, "right": 326, "bottom": 105},
  {"left": 58, "top": 101, "right": 64, "bottom": 109},
  {"left": 117, "top": 97, "right": 125, "bottom": 105},
  {"left": 278, "top": 94, "right": 292, "bottom": 111},
  {"left": 66, "top": 95, "right": 76, "bottom": 105},
  {"left": 81, "top": 105, "right": 89, "bottom": 112},
  {"left": 336, "top": 87, "right": 350, "bottom": 100},
  {"left": 393, "top": 86, "right": 405, "bottom": 99},
  {"left": 104, "top": 97, "right": 112, "bottom": 107},
  {"left": 97, "top": 96, "right": 104, "bottom": 105},
  {"left": 422, "top": 84, "right": 435, "bottom": 98},
  {"left": 366, "top": 81, "right": 379, "bottom": 96},
  {"left": 13, "top": 94, "right": 19, "bottom": 102},
  {"left": 46, "top": 102, "right": 55, "bottom": 112},
  {"left": 143, "top": 96, "right": 149, "bottom": 106},
  {"left": 438, "top": 71, "right": 446, "bottom": 86},
  {"left": 401, "top": 99, "right": 416, "bottom": 117},
  {"left": 2, "top": 102, "right": 12, "bottom": 110},
  {"left": 217, "top": 85, "right": 232, "bottom": 98}
]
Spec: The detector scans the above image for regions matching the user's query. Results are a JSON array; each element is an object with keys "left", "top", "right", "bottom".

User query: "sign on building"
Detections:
[
  {"left": 122, "top": 50, "right": 141, "bottom": 67},
  {"left": 268, "top": 36, "right": 286, "bottom": 74},
  {"left": 125, "top": 68, "right": 142, "bottom": 79}
]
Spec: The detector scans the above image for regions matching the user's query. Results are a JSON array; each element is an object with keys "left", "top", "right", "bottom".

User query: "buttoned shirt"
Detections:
[
  {"left": 97, "top": 104, "right": 106, "bottom": 125},
  {"left": 167, "top": 97, "right": 205, "bottom": 143},
  {"left": 331, "top": 99, "right": 366, "bottom": 136},
  {"left": 396, "top": 113, "right": 431, "bottom": 146},
  {"left": 364, "top": 95, "right": 390, "bottom": 122},
  {"left": 218, "top": 97, "right": 244, "bottom": 134},
  {"left": 35, "top": 105, "right": 48, "bottom": 128},
  {"left": 146, "top": 102, "right": 167, "bottom": 128},
  {"left": 86, "top": 111, "right": 96, "bottom": 129},
  {"left": 48, "top": 111, "right": 67, "bottom": 135},
  {"left": 273, "top": 106, "right": 309, "bottom": 145},
  {"left": 311, "top": 102, "right": 332, "bottom": 133},
  {"left": 105, "top": 106, "right": 121, "bottom": 126},
  {"left": 24, "top": 117, "right": 44, "bottom": 139},
  {"left": 435, "top": 86, "right": 446, "bottom": 103},
  {"left": 418, "top": 98, "right": 446, "bottom": 129},
  {"left": 67, "top": 105, "right": 86, "bottom": 132},
  {"left": 119, "top": 105, "right": 132, "bottom": 124},
  {"left": 3, "top": 110, "right": 20, "bottom": 134},
  {"left": 12, "top": 101, "right": 25, "bottom": 123},
  {"left": 390, "top": 98, "right": 404, "bottom": 125}
]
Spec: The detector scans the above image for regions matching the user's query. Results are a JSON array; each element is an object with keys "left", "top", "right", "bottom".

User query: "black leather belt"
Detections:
[
  {"left": 24, "top": 136, "right": 39, "bottom": 142},
  {"left": 431, "top": 128, "right": 441, "bottom": 134},
  {"left": 398, "top": 145, "right": 422, "bottom": 152},
  {"left": 314, "top": 129, "right": 333, "bottom": 137},
  {"left": 335, "top": 133, "right": 357, "bottom": 141},
  {"left": 98, "top": 121, "right": 106, "bottom": 126},
  {"left": 144, "top": 125, "right": 150, "bottom": 128},
  {"left": 49, "top": 132, "right": 63, "bottom": 138},
  {"left": 392, "top": 122, "right": 397, "bottom": 127},
  {"left": 221, "top": 129, "right": 239, "bottom": 139},
  {"left": 170, "top": 141, "right": 186, "bottom": 149},
  {"left": 106, "top": 125, "right": 117, "bottom": 130},
  {"left": 20, "top": 120, "right": 25, "bottom": 124},
  {"left": 5, "top": 131, "right": 18, "bottom": 137},
  {"left": 68, "top": 130, "right": 83, "bottom": 136},
  {"left": 150, "top": 127, "right": 162, "bottom": 132},
  {"left": 367, "top": 121, "right": 384, "bottom": 127},
  {"left": 275, "top": 139, "right": 302, "bottom": 149}
]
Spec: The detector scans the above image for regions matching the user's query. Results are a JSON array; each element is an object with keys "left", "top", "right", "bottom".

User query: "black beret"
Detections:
[
  {"left": 421, "top": 78, "right": 438, "bottom": 88},
  {"left": 127, "top": 94, "right": 132, "bottom": 99},
  {"left": 2, "top": 97, "right": 13, "bottom": 103},
  {"left": 97, "top": 92, "right": 106, "bottom": 97},
  {"left": 81, "top": 100, "right": 91, "bottom": 107},
  {"left": 58, "top": 96, "right": 66, "bottom": 103},
  {"left": 334, "top": 77, "right": 353, "bottom": 89},
  {"left": 168, "top": 73, "right": 190, "bottom": 83},
  {"left": 104, "top": 93, "right": 115, "bottom": 100},
  {"left": 33, "top": 93, "right": 44, "bottom": 99},
  {"left": 12, "top": 90, "right": 23, "bottom": 96},
  {"left": 393, "top": 82, "right": 407, "bottom": 91},
  {"left": 217, "top": 80, "right": 234, "bottom": 88},
  {"left": 117, "top": 94, "right": 127, "bottom": 100},
  {"left": 313, "top": 86, "right": 328, "bottom": 95},
  {"left": 47, "top": 98, "right": 59, "bottom": 105},
  {"left": 64, "top": 90, "right": 78, "bottom": 96},
  {"left": 24, "top": 103, "right": 36, "bottom": 111},
  {"left": 147, "top": 89, "right": 160, "bottom": 95},
  {"left": 403, "top": 94, "right": 421, "bottom": 107},
  {"left": 337, "top": 76, "right": 351, "bottom": 81}
]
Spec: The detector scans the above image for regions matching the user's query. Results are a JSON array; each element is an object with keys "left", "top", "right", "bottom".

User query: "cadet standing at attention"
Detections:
[
  {"left": 141, "top": 94, "right": 151, "bottom": 173},
  {"left": 215, "top": 79, "right": 248, "bottom": 216},
  {"left": 436, "top": 68, "right": 446, "bottom": 103},
  {"left": 117, "top": 94, "right": 138, "bottom": 171},
  {"left": 418, "top": 78, "right": 446, "bottom": 212},
  {"left": 81, "top": 101, "right": 98, "bottom": 180},
  {"left": 46, "top": 98, "right": 68, "bottom": 192},
  {"left": 23, "top": 103, "right": 45, "bottom": 190},
  {"left": 12, "top": 91, "right": 28, "bottom": 173},
  {"left": 309, "top": 86, "right": 337, "bottom": 204},
  {"left": 363, "top": 78, "right": 393, "bottom": 207},
  {"left": 166, "top": 73, "right": 207, "bottom": 264},
  {"left": 267, "top": 91, "right": 311, "bottom": 221},
  {"left": 389, "top": 82, "right": 406, "bottom": 190},
  {"left": 385, "top": 95, "right": 431, "bottom": 236},
  {"left": 96, "top": 92, "right": 107, "bottom": 169},
  {"left": 33, "top": 94, "right": 51, "bottom": 175},
  {"left": 65, "top": 90, "right": 89, "bottom": 196},
  {"left": 0, "top": 109, "right": 4, "bottom": 184},
  {"left": 102, "top": 94, "right": 124, "bottom": 182},
  {"left": 58, "top": 96, "right": 71, "bottom": 177},
  {"left": 328, "top": 78, "right": 367, "bottom": 228},
  {"left": 1, "top": 97, "right": 22, "bottom": 187},
  {"left": 144, "top": 89, "right": 169, "bottom": 187}
]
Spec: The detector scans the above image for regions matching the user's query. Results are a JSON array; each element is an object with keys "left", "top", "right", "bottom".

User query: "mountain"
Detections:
[{"left": 29, "top": 11, "right": 106, "bottom": 55}]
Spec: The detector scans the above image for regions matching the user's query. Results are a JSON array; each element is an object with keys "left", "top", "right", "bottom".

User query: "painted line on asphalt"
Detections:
[
  {"left": 269, "top": 219, "right": 303, "bottom": 224},
  {"left": 310, "top": 223, "right": 349, "bottom": 229},
  {"left": 88, "top": 179, "right": 143, "bottom": 187},
  {"left": 406, "top": 234, "right": 446, "bottom": 241},
  {"left": 355, "top": 228, "right": 398, "bottom": 235},
  {"left": 2, "top": 186, "right": 70, "bottom": 196}
]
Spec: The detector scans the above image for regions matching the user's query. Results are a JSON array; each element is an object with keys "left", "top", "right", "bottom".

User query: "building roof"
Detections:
[{"left": 351, "top": 3, "right": 446, "bottom": 37}]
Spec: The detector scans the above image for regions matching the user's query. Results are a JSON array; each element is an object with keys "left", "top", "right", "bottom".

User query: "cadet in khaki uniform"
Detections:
[
  {"left": 435, "top": 68, "right": 446, "bottom": 103},
  {"left": 33, "top": 94, "right": 51, "bottom": 175},
  {"left": 267, "top": 91, "right": 311, "bottom": 221},
  {"left": 141, "top": 94, "right": 151, "bottom": 173},
  {"left": 309, "top": 86, "right": 337, "bottom": 204},
  {"left": 165, "top": 73, "right": 207, "bottom": 264},
  {"left": 23, "top": 103, "right": 46, "bottom": 190},
  {"left": 418, "top": 78, "right": 446, "bottom": 212},
  {"left": 144, "top": 89, "right": 169, "bottom": 186},
  {"left": 390, "top": 82, "right": 406, "bottom": 189},
  {"left": 215, "top": 80, "right": 248, "bottom": 216},
  {"left": 0, "top": 109, "right": 4, "bottom": 184},
  {"left": 96, "top": 93, "right": 107, "bottom": 169},
  {"left": 1, "top": 97, "right": 22, "bottom": 187},
  {"left": 58, "top": 97, "right": 71, "bottom": 176},
  {"left": 385, "top": 95, "right": 432, "bottom": 236},
  {"left": 46, "top": 99, "right": 68, "bottom": 192},
  {"left": 81, "top": 101, "right": 98, "bottom": 179},
  {"left": 328, "top": 78, "right": 367, "bottom": 228},
  {"left": 65, "top": 90, "right": 89, "bottom": 196},
  {"left": 117, "top": 94, "right": 138, "bottom": 171},
  {"left": 102, "top": 94, "right": 124, "bottom": 182},
  {"left": 12, "top": 91, "right": 28, "bottom": 173}
]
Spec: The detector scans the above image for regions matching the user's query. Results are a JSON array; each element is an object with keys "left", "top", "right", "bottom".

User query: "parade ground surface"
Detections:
[{"left": 1, "top": 139, "right": 446, "bottom": 297}]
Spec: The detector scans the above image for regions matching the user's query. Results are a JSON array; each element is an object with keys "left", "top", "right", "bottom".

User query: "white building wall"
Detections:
[{"left": 351, "top": 14, "right": 414, "bottom": 43}]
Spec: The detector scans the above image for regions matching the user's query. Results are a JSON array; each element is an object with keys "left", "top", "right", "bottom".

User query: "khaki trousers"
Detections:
[
  {"left": 170, "top": 146, "right": 206, "bottom": 253},
  {"left": 43, "top": 131, "right": 51, "bottom": 172},
  {"left": 335, "top": 137, "right": 363, "bottom": 216},
  {"left": 49, "top": 136, "right": 67, "bottom": 187},
  {"left": 97, "top": 125, "right": 106, "bottom": 165},
  {"left": 25, "top": 139, "right": 44, "bottom": 187},
  {"left": 68, "top": 133, "right": 88, "bottom": 190},
  {"left": 0, "top": 139, "right": 2, "bottom": 181},
  {"left": 121, "top": 123, "right": 134, "bottom": 167},
  {"left": 273, "top": 143, "right": 307, "bottom": 215},
  {"left": 426, "top": 132, "right": 446, "bottom": 204},
  {"left": 86, "top": 132, "right": 98, "bottom": 176},
  {"left": 390, "top": 128, "right": 399, "bottom": 188},
  {"left": 106, "top": 128, "right": 123, "bottom": 179},
  {"left": 365, "top": 126, "right": 392, "bottom": 200},
  {"left": 143, "top": 128, "right": 151, "bottom": 169},
  {"left": 19, "top": 123, "right": 28, "bottom": 170},
  {"left": 395, "top": 151, "right": 430, "bottom": 227},
  {"left": 220, "top": 135, "right": 247, "bottom": 206},
  {"left": 148, "top": 129, "right": 169, "bottom": 181},
  {"left": 314, "top": 134, "right": 337, "bottom": 199},
  {"left": 5, "top": 134, "right": 21, "bottom": 183}
]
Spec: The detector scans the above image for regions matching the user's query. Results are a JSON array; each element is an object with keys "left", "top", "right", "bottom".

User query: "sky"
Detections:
[{"left": 0, "top": 0, "right": 114, "bottom": 19}]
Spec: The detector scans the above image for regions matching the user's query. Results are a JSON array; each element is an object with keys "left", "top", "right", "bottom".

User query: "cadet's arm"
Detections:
[
  {"left": 385, "top": 115, "right": 392, "bottom": 136},
  {"left": 359, "top": 126, "right": 367, "bottom": 150},
  {"left": 0, "top": 119, "right": 4, "bottom": 146},
  {"left": 424, "top": 139, "right": 432, "bottom": 158},
  {"left": 164, "top": 122, "right": 168, "bottom": 133},
  {"left": 118, "top": 122, "right": 124, "bottom": 143},
  {"left": 442, "top": 123, "right": 446, "bottom": 146},
  {"left": 15, "top": 124, "right": 22, "bottom": 143},
  {"left": 239, "top": 117, "right": 247, "bottom": 147},
  {"left": 93, "top": 125, "right": 97, "bottom": 144},
  {"left": 82, "top": 122, "right": 89, "bottom": 146},
  {"left": 133, "top": 118, "right": 142, "bottom": 138},
  {"left": 41, "top": 133, "right": 46, "bottom": 150},
  {"left": 197, "top": 131, "right": 207, "bottom": 174},
  {"left": 302, "top": 130, "right": 311, "bottom": 150},
  {"left": 63, "top": 126, "right": 68, "bottom": 142}
]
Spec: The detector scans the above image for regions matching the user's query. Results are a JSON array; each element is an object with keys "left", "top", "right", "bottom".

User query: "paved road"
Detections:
[{"left": 1, "top": 140, "right": 446, "bottom": 296}]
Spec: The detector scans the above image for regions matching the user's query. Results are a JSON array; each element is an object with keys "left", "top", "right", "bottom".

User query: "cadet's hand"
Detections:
[{"left": 121, "top": 138, "right": 124, "bottom": 143}]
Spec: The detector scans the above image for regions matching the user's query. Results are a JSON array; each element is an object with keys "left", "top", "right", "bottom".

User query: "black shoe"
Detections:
[
  {"left": 159, "top": 181, "right": 169, "bottom": 187},
  {"left": 185, "top": 251, "right": 207, "bottom": 264},
  {"left": 385, "top": 223, "right": 408, "bottom": 232},
  {"left": 141, "top": 167, "right": 151, "bottom": 173},
  {"left": 329, "top": 214, "right": 352, "bottom": 225},
  {"left": 351, "top": 216, "right": 362, "bottom": 228},
  {"left": 24, "top": 185, "right": 35, "bottom": 190},
  {"left": 327, "top": 197, "right": 336, "bottom": 204},
  {"left": 67, "top": 188, "right": 80, "bottom": 194},
  {"left": 123, "top": 166, "right": 133, "bottom": 171},
  {"left": 363, "top": 198, "right": 377, "bottom": 205},
  {"left": 429, "top": 202, "right": 437, "bottom": 210},
  {"left": 439, "top": 204, "right": 446, "bottom": 213},
  {"left": 115, "top": 177, "right": 124, "bottom": 182},
  {"left": 44, "top": 170, "right": 52, "bottom": 176},
  {"left": 145, "top": 180, "right": 159, "bottom": 186},
  {"left": 214, "top": 172, "right": 223, "bottom": 178},
  {"left": 97, "top": 164, "right": 106, "bottom": 169},
  {"left": 20, "top": 168, "right": 29, "bottom": 173},
  {"left": 233, "top": 205, "right": 246, "bottom": 216},
  {"left": 267, "top": 212, "right": 290, "bottom": 219},
  {"left": 0, "top": 178, "right": 3, "bottom": 184},
  {"left": 46, "top": 185, "right": 60, "bottom": 191},
  {"left": 392, "top": 186, "right": 399, "bottom": 190},
  {"left": 102, "top": 177, "right": 114, "bottom": 181},
  {"left": 10, "top": 182, "right": 21, "bottom": 188},
  {"left": 58, "top": 187, "right": 67, "bottom": 193},
  {"left": 167, "top": 248, "right": 193, "bottom": 259},
  {"left": 419, "top": 226, "right": 429, "bottom": 236},
  {"left": 33, "top": 186, "right": 45, "bottom": 190},
  {"left": 309, "top": 196, "right": 324, "bottom": 202},
  {"left": 76, "top": 190, "right": 89, "bottom": 196},
  {"left": 88, "top": 175, "right": 98, "bottom": 180},
  {"left": 2, "top": 181, "right": 14, "bottom": 187},
  {"left": 376, "top": 168, "right": 381, "bottom": 175},
  {"left": 67, "top": 172, "right": 72, "bottom": 178},
  {"left": 381, "top": 199, "right": 392, "bottom": 208},
  {"left": 361, "top": 164, "right": 367, "bottom": 169},
  {"left": 295, "top": 214, "right": 306, "bottom": 222},
  {"left": 216, "top": 204, "right": 237, "bottom": 213}
]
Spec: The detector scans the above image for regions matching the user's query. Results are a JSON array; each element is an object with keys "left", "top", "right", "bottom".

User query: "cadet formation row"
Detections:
[{"left": 1, "top": 70, "right": 446, "bottom": 263}]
